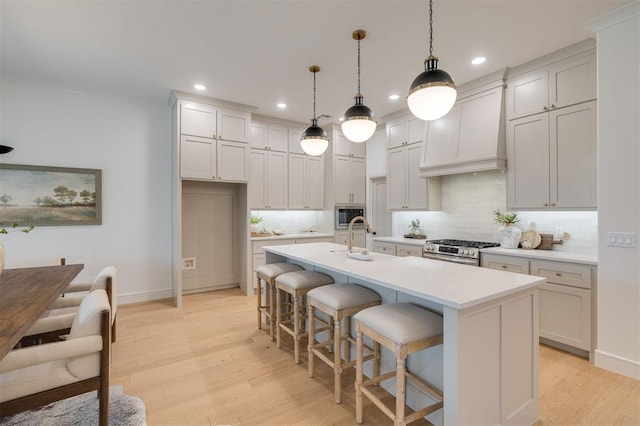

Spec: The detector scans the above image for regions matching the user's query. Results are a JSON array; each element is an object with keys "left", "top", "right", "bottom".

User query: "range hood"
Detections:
[{"left": 419, "top": 69, "right": 507, "bottom": 177}]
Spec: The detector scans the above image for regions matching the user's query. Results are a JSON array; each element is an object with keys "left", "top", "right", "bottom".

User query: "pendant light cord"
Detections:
[
  {"left": 428, "top": 0, "right": 433, "bottom": 57},
  {"left": 313, "top": 69, "right": 317, "bottom": 120},
  {"left": 357, "top": 36, "right": 361, "bottom": 96}
]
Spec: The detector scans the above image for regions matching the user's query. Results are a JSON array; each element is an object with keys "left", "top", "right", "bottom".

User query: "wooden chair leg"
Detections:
[
  {"left": 269, "top": 282, "right": 276, "bottom": 341},
  {"left": 257, "top": 277, "right": 263, "bottom": 330},
  {"left": 308, "top": 304, "right": 315, "bottom": 378},
  {"left": 293, "top": 294, "right": 301, "bottom": 364},
  {"left": 276, "top": 287, "right": 282, "bottom": 349},
  {"left": 395, "top": 356, "right": 406, "bottom": 426}
]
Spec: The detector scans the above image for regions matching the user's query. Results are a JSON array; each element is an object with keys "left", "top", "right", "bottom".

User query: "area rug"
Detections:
[{"left": 0, "top": 385, "right": 146, "bottom": 426}]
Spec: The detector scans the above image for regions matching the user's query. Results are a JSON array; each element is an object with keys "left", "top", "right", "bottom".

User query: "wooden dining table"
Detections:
[{"left": 0, "top": 264, "right": 84, "bottom": 360}]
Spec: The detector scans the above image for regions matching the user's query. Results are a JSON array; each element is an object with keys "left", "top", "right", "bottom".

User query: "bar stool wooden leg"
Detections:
[
  {"left": 257, "top": 276, "right": 263, "bottom": 330},
  {"left": 334, "top": 317, "right": 342, "bottom": 403},
  {"left": 396, "top": 357, "right": 407, "bottom": 426},
  {"left": 308, "top": 304, "right": 315, "bottom": 378},
  {"left": 355, "top": 328, "right": 364, "bottom": 424},
  {"left": 276, "top": 286, "right": 282, "bottom": 349},
  {"left": 293, "top": 294, "right": 301, "bottom": 364}
]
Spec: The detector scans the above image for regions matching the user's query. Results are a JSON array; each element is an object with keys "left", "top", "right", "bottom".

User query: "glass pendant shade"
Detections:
[
  {"left": 341, "top": 95, "right": 377, "bottom": 143},
  {"left": 301, "top": 118, "right": 329, "bottom": 156},
  {"left": 407, "top": 56, "right": 457, "bottom": 121}
]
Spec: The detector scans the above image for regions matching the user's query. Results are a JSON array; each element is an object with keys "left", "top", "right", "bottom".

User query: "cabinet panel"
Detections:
[
  {"left": 351, "top": 158, "right": 366, "bottom": 204},
  {"left": 305, "top": 156, "right": 324, "bottom": 209},
  {"left": 396, "top": 243, "right": 422, "bottom": 257},
  {"left": 548, "top": 51, "right": 596, "bottom": 110},
  {"left": 288, "top": 154, "right": 306, "bottom": 209},
  {"left": 334, "top": 156, "right": 352, "bottom": 204},
  {"left": 506, "top": 69, "right": 549, "bottom": 120},
  {"left": 423, "top": 103, "right": 460, "bottom": 166},
  {"left": 266, "top": 151, "right": 288, "bottom": 209},
  {"left": 386, "top": 146, "right": 406, "bottom": 210},
  {"left": 406, "top": 143, "right": 427, "bottom": 209},
  {"left": 217, "top": 140, "right": 248, "bottom": 182},
  {"left": 218, "top": 108, "right": 250, "bottom": 143},
  {"left": 539, "top": 283, "right": 591, "bottom": 350},
  {"left": 180, "top": 135, "right": 214, "bottom": 179},
  {"left": 407, "top": 116, "right": 425, "bottom": 145},
  {"left": 288, "top": 154, "right": 323, "bottom": 209},
  {"left": 250, "top": 123, "right": 267, "bottom": 149},
  {"left": 180, "top": 103, "right": 217, "bottom": 139},
  {"left": 481, "top": 253, "right": 530, "bottom": 274},
  {"left": 288, "top": 128, "right": 305, "bottom": 154},
  {"left": 373, "top": 241, "right": 396, "bottom": 255},
  {"left": 507, "top": 114, "right": 550, "bottom": 209},
  {"left": 267, "top": 126, "right": 288, "bottom": 152},
  {"left": 550, "top": 102, "right": 597, "bottom": 209},
  {"left": 334, "top": 129, "right": 365, "bottom": 158},
  {"left": 387, "top": 117, "right": 406, "bottom": 149},
  {"left": 249, "top": 150, "right": 267, "bottom": 208},
  {"left": 530, "top": 260, "right": 592, "bottom": 290},
  {"left": 335, "top": 230, "right": 365, "bottom": 248}
]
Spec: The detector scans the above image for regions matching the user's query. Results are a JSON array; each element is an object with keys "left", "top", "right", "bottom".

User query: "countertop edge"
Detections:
[
  {"left": 251, "top": 232, "right": 334, "bottom": 241},
  {"left": 480, "top": 247, "right": 598, "bottom": 266}
]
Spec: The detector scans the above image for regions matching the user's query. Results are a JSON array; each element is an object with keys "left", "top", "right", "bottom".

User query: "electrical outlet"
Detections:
[
  {"left": 182, "top": 257, "right": 196, "bottom": 269},
  {"left": 554, "top": 227, "right": 564, "bottom": 239}
]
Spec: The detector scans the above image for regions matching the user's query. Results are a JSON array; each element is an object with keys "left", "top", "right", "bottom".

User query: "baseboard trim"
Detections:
[
  {"left": 594, "top": 349, "right": 640, "bottom": 380},
  {"left": 119, "top": 288, "right": 173, "bottom": 305}
]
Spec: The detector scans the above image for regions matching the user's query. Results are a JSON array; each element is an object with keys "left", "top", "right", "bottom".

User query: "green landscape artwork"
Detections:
[{"left": 0, "top": 164, "right": 102, "bottom": 226}]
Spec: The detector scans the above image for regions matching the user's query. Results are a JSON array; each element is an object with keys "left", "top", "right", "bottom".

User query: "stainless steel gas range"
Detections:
[{"left": 422, "top": 239, "right": 500, "bottom": 266}]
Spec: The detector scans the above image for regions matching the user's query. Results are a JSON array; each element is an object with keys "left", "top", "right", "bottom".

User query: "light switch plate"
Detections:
[
  {"left": 182, "top": 257, "right": 196, "bottom": 269},
  {"left": 607, "top": 232, "right": 636, "bottom": 248}
]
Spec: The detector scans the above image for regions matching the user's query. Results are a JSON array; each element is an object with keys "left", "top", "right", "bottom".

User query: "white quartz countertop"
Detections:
[
  {"left": 480, "top": 247, "right": 598, "bottom": 266},
  {"left": 251, "top": 232, "right": 333, "bottom": 241},
  {"left": 371, "top": 236, "right": 426, "bottom": 246},
  {"left": 262, "top": 242, "right": 545, "bottom": 310}
]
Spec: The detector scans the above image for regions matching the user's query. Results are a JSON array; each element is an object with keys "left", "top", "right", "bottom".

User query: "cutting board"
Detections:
[{"left": 520, "top": 222, "right": 541, "bottom": 249}]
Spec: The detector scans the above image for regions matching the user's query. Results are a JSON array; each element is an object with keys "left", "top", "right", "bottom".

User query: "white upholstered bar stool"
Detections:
[
  {"left": 307, "top": 283, "right": 381, "bottom": 404},
  {"left": 255, "top": 262, "right": 303, "bottom": 340},
  {"left": 354, "top": 303, "right": 444, "bottom": 426},
  {"left": 276, "top": 270, "right": 334, "bottom": 363}
]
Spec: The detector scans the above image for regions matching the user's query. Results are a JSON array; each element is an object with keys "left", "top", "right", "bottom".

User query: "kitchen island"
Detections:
[{"left": 263, "top": 242, "right": 545, "bottom": 426}]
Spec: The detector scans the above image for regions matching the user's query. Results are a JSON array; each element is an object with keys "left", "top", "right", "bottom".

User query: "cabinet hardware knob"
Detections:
[
  {"left": 550, "top": 202, "right": 556, "bottom": 207},
  {"left": 555, "top": 272, "right": 561, "bottom": 276},
  {"left": 542, "top": 106, "right": 548, "bottom": 111},
  {"left": 543, "top": 202, "right": 549, "bottom": 206},
  {"left": 501, "top": 265, "right": 507, "bottom": 269},
  {"left": 550, "top": 104, "right": 556, "bottom": 108}
]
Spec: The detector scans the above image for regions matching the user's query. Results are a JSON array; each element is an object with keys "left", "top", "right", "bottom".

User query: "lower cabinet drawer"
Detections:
[
  {"left": 539, "top": 283, "right": 592, "bottom": 351},
  {"left": 530, "top": 260, "right": 592, "bottom": 289},
  {"left": 481, "top": 253, "right": 530, "bottom": 274},
  {"left": 396, "top": 244, "right": 422, "bottom": 257},
  {"left": 373, "top": 241, "right": 396, "bottom": 256}
]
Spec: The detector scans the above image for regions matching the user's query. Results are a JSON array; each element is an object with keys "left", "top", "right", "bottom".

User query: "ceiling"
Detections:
[{"left": 1, "top": 0, "right": 629, "bottom": 126}]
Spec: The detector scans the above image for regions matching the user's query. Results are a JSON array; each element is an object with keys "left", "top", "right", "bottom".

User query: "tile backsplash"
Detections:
[
  {"left": 394, "top": 170, "right": 597, "bottom": 254},
  {"left": 251, "top": 210, "right": 324, "bottom": 234}
]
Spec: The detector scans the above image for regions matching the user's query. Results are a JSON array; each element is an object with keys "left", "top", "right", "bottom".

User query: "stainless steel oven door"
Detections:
[{"left": 422, "top": 252, "right": 479, "bottom": 266}]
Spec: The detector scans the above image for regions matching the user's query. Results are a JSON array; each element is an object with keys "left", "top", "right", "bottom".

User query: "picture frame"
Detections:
[{"left": 0, "top": 164, "right": 102, "bottom": 226}]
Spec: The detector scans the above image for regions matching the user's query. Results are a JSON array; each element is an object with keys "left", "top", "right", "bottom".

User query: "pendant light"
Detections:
[
  {"left": 0, "top": 145, "right": 14, "bottom": 154},
  {"left": 300, "top": 65, "right": 329, "bottom": 156},
  {"left": 407, "top": 0, "right": 457, "bottom": 121},
  {"left": 341, "top": 29, "right": 377, "bottom": 143}
]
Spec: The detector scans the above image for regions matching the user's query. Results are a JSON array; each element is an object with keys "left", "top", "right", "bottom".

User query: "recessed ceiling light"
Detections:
[
  {"left": 389, "top": 94, "right": 400, "bottom": 101},
  {"left": 277, "top": 103, "right": 287, "bottom": 109},
  {"left": 194, "top": 84, "right": 206, "bottom": 91},
  {"left": 471, "top": 57, "right": 486, "bottom": 65}
]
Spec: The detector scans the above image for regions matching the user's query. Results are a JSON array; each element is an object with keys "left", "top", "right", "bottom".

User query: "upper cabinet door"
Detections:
[
  {"left": 217, "top": 107, "right": 250, "bottom": 143},
  {"left": 506, "top": 69, "right": 549, "bottom": 120},
  {"left": 351, "top": 158, "right": 366, "bottom": 204},
  {"left": 250, "top": 122, "right": 267, "bottom": 150},
  {"left": 249, "top": 149, "right": 267, "bottom": 208},
  {"left": 305, "top": 156, "right": 324, "bottom": 209},
  {"left": 548, "top": 51, "right": 596, "bottom": 111},
  {"left": 267, "top": 126, "right": 288, "bottom": 152},
  {"left": 335, "top": 129, "right": 365, "bottom": 158},
  {"left": 288, "top": 128, "right": 305, "bottom": 154},
  {"left": 181, "top": 103, "right": 217, "bottom": 139},
  {"left": 406, "top": 116, "right": 426, "bottom": 145},
  {"left": 217, "top": 140, "right": 249, "bottom": 182},
  {"left": 180, "top": 135, "right": 214, "bottom": 179},
  {"left": 386, "top": 117, "right": 407, "bottom": 149}
]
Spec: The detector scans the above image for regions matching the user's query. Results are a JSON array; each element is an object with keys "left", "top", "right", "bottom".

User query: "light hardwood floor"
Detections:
[{"left": 112, "top": 289, "right": 640, "bottom": 426}]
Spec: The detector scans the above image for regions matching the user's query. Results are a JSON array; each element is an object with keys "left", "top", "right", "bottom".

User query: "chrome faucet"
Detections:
[{"left": 348, "top": 215, "right": 372, "bottom": 253}]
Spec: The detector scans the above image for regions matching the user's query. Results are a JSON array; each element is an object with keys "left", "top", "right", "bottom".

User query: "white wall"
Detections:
[
  {"left": 0, "top": 78, "right": 173, "bottom": 304},
  {"left": 586, "top": 1, "right": 640, "bottom": 380}
]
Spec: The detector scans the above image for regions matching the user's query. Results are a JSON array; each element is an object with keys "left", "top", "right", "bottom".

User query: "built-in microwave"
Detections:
[{"left": 335, "top": 206, "right": 365, "bottom": 230}]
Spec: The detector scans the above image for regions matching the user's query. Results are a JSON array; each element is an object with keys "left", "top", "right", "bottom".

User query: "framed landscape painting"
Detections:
[{"left": 0, "top": 164, "right": 102, "bottom": 226}]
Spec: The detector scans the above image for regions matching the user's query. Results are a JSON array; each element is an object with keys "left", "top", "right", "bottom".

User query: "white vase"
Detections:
[
  {"left": 250, "top": 223, "right": 263, "bottom": 234},
  {"left": 498, "top": 225, "right": 522, "bottom": 249},
  {"left": 0, "top": 242, "right": 4, "bottom": 277}
]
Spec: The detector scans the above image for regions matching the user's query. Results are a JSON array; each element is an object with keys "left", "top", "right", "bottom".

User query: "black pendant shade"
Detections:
[
  {"left": 0, "top": 145, "right": 14, "bottom": 154},
  {"left": 301, "top": 119, "right": 328, "bottom": 140},
  {"left": 409, "top": 56, "right": 456, "bottom": 94}
]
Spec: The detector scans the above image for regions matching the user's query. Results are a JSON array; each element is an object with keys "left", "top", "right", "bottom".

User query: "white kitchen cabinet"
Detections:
[
  {"left": 481, "top": 253, "right": 530, "bottom": 274},
  {"left": 181, "top": 101, "right": 250, "bottom": 143},
  {"left": 396, "top": 243, "right": 422, "bottom": 258},
  {"left": 482, "top": 253, "right": 595, "bottom": 357},
  {"left": 386, "top": 114, "right": 425, "bottom": 149},
  {"left": 506, "top": 49, "right": 596, "bottom": 120},
  {"left": 531, "top": 260, "right": 593, "bottom": 353},
  {"left": 334, "top": 156, "right": 365, "bottom": 204},
  {"left": 334, "top": 128, "right": 365, "bottom": 158},
  {"left": 387, "top": 142, "right": 435, "bottom": 210},
  {"left": 250, "top": 121, "right": 288, "bottom": 152},
  {"left": 288, "top": 154, "right": 324, "bottom": 210},
  {"left": 507, "top": 101, "right": 597, "bottom": 209},
  {"left": 288, "top": 128, "right": 305, "bottom": 155},
  {"left": 249, "top": 149, "right": 287, "bottom": 209},
  {"left": 421, "top": 80, "right": 506, "bottom": 177},
  {"left": 334, "top": 229, "right": 366, "bottom": 249},
  {"left": 180, "top": 135, "right": 249, "bottom": 182},
  {"left": 372, "top": 241, "right": 396, "bottom": 255}
]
